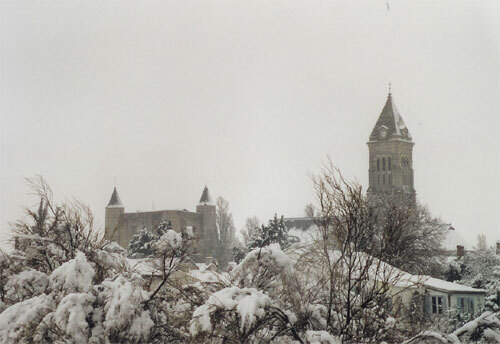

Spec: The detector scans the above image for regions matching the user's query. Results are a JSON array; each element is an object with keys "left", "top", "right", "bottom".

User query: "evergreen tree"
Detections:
[
  {"left": 247, "top": 214, "right": 294, "bottom": 250},
  {"left": 128, "top": 220, "right": 173, "bottom": 258}
]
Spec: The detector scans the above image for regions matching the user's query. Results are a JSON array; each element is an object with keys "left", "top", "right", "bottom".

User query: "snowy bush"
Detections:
[
  {"left": 232, "top": 243, "right": 292, "bottom": 292},
  {"left": 190, "top": 286, "right": 273, "bottom": 341},
  {"left": 52, "top": 292, "right": 95, "bottom": 342},
  {"left": 403, "top": 311, "right": 500, "bottom": 344},
  {"left": 155, "top": 230, "right": 183, "bottom": 252},
  {"left": 49, "top": 251, "right": 95, "bottom": 297},
  {"left": 4, "top": 269, "right": 48, "bottom": 303},
  {"left": 305, "top": 330, "right": 341, "bottom": 344},
  {"left": 99, "top": 276, "right": 154, "bottom": 342}
]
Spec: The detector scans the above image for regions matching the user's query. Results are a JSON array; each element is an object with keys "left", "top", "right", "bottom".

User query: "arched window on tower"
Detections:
[
  {"left": 377, "top": 159, "right": 380, "bottom": 171},
  {"left": 388, "top": 157, "right": 391, "bottom": 170},
  {"left": 382, "top": 158, "right": 386, "bottom": 171}
]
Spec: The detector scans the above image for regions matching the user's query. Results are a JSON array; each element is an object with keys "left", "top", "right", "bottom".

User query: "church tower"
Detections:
[{"left": 367, "top": 90, "right": 415, "bottom": 198}]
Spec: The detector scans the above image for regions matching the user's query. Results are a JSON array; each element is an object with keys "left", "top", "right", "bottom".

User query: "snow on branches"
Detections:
[{"left": 190, "top": 286, "right": 271, "bottom": 337}]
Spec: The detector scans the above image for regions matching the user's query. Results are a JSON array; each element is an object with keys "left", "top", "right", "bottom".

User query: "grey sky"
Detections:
[{"left": 1, "top": 0, "right": 498, "bottom": 248}]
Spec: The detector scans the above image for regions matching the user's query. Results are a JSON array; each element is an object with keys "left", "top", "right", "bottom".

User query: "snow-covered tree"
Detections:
[
  {"left": 247, "top": 214, "right": 295, "bottom": 250},
  {"left": 304, "top": 203, "right": 316, "bottom": 217},
  {"left": 445, "top": 247, "right": 500, "bottom": 295},
  {"left": 128, "top": 220, "right": 173, "bottom": 258},
  {"left": 366, "top": 191, "right": 448, "bottom": 276},
  {"left": 310, "top": 162, "right": 419, "bottom": 343},
  {"left": 474, "top": 233, "right": 489, "bottom": 251},
  {"left": 215, "top": 196, "right": 236, "bottom": 266},
  {"left": 241, "top": 216, "right": 261, "bottom": 247},
  {"left": 0, "top": 178, "right": 197, "bottom": 344}
]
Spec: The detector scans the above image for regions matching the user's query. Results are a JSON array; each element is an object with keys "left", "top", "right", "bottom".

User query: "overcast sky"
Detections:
[{"left": 0, "top": 0, "right": 498, "bottom": 249}]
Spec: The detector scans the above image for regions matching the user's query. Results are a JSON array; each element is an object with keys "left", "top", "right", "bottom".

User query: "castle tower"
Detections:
[
  {"left": 105, "top": 187, "right": 124, "bottom": 243},
  {"left": 367, "top": 90, "right": 415, "bottom": 198},
  {"left": 196, "top": 186, "right": 218, "bottom": 257}
]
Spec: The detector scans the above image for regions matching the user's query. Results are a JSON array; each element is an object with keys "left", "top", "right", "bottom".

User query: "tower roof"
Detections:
[
  {"left": 107, "top": 187, "right": 123, "bottom": 208},
  {"left": 198, "top": 186, "right": 214, "bottom": 205},
  {"left": 369, "top": 92, "right": 412, "bottom": 141}
]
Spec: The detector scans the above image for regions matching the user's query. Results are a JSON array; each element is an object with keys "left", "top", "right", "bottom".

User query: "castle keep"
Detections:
[
  {"left": 104, "top": 186, "right": 218, "bottom": 260},
  {"left": 367, "top": 91, "right": 415, "bottom": 198}
]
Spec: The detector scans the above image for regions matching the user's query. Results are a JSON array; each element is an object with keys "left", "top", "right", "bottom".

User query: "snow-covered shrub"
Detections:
[
  {"left": 0, "top": 294, "right": 54, "bottom": 343},
  {"left": 232, "top": 243, "right": 292, "bottom": 292},
  {"left": 403, "top": 311, "right": 500, "bottom": 344},
  {"left": 4, "top": 269, "right": 48, "bottom": 303},
  {"left": 99, "top": 276, "right": 154, "bottom": 342},
  {"left": 305, "top": 330, "right": 341, "bottom": 344},
  {"left": 49, "top": 251, "right": 95, "bottom": 297},
  {"left": 190, "top": 286, "right": 272, "bottom": 340},
  {"left": 52, "top": 292, "right": 95, "bottom": 343},
  {"left": 155, "top": 230, "right": 182, "bottom": 252}
]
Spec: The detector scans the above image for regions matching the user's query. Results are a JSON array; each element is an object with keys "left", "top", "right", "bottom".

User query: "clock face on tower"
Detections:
[{"left": 379, "top": 129, "right": 387, "bottom": 138}]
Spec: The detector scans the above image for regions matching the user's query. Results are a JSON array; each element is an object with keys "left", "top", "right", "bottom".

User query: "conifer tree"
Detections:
[{"left": 128, "top": 220, "right": 173, "bottom": 258}]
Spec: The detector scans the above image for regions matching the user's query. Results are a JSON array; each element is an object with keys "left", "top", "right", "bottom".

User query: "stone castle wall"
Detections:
[
  {"left": 105, "top": 206, "right": 218, "bottom": 261},
  {"left": 120, "top": 210, "right": 203, "bottom": 248}
]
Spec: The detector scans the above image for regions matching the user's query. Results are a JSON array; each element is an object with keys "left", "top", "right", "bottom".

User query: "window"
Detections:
[
  {"left": 389, "top": 174, "right": 392, "bottom": 185},
  {"left": 432, "top": 296, "right": 444, "bottom": 314},
  {"left": 457, "top": 297, "right": 465, "bottom": 311},
  {"left": 377, "top": 159, "right": 380, "bottom": 171},
  {"left": 457, "top": 297, "right": 475, "bottom": 313},
  {"left": 378, "top": 175, "right": 380, "bottom": 185},
  {"left": 382, "top": 157, "right": 386, "bottom": 171},
  {"left": 388, "top": 157, "right": 391, "bottom": 170},
  {"left": 383, "top": 174, "right": 386, "bottom": 185}
]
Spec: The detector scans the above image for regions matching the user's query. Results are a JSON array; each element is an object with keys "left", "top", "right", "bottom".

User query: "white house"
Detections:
[{"left": 396, "top": 275, "right": 486, "bottom": 317}]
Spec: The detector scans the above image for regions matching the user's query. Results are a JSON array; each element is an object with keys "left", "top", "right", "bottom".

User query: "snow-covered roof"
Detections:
[
  {"left": 419, "top": 276, "right": 486, "bottom": 294},
  {"left": 288, "top": 243, "right": 485, "bottom": 295},
  {"left": 127, "top": 258, "right": 161, "bottom": 275},
  {"left": 189, "top": 264, "right": 229, "bottom": 284}
]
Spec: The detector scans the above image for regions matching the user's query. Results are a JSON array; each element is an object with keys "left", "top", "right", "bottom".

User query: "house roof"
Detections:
[
  {"left": 419, "top": 276, "right": 486, "bottom": 294},
  {"left": 288, "top": 240, "right": 486, "bottom": 295}
]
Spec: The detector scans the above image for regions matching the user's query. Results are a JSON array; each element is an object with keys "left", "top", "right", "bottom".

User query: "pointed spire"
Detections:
[
  {"left": 369, "top": 89, "right": 412, "bottom": 141},
  {"left": 198, "top": 185, "right": 214, "bottom": 205},
  {"left": 107, "top": 187, "right": 123, "bottom": 208}
]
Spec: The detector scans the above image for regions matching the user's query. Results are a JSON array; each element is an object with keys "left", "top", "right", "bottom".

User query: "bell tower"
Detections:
[{"left": 367, "top": 89, "right": 415, "bottom": 199}]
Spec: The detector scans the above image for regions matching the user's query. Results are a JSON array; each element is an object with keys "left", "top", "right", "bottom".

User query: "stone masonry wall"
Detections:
[{"left": 117, "top": 210, "right": 203, "bottom": 250}]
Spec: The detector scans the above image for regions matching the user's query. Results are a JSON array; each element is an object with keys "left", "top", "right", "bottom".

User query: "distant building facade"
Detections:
[{"left": 104, "top": 186, "right": 218, "bottom": 261}]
